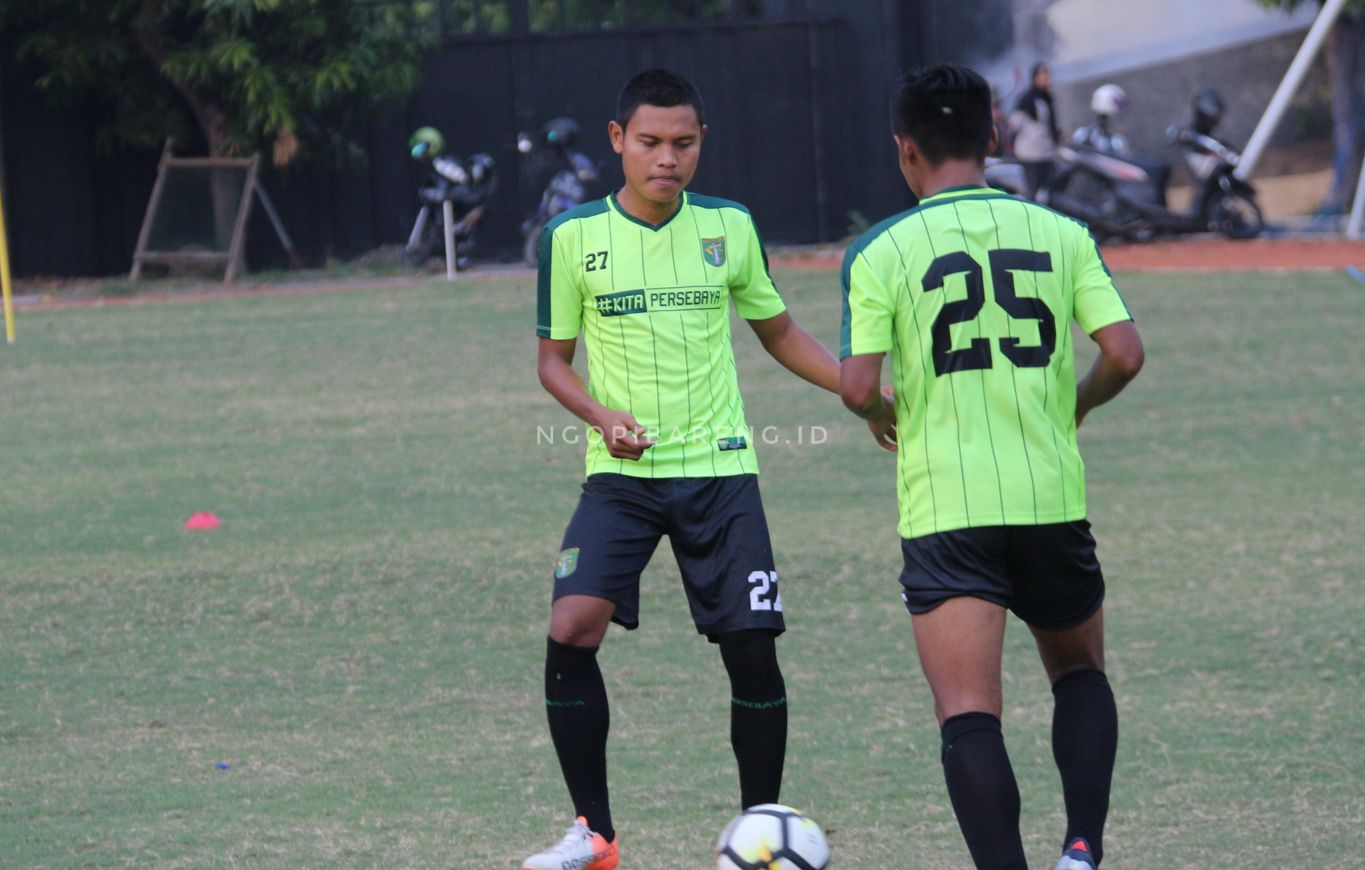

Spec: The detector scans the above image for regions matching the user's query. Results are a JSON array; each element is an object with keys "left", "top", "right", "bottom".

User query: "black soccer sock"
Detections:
[
  {"left": 718, "top": 630, "right": 787, "bottom": 808},
  {"left": 545, "top": 636, "right": 614, "bottom": 842},
  {"left": 940, "top": 712, "right": 1027, "bottom": 870},
  {"left": 1052, "top": 668, "right": 1118, "bottom": 865}
]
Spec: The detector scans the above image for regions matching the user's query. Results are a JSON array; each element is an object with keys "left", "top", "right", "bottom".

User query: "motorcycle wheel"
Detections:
[
  {"left": 523, "top": 219, "right": 547, "bottom": 268},
  {"left": 1209, "top": 191, "right": 1263, "bottom": 240}
]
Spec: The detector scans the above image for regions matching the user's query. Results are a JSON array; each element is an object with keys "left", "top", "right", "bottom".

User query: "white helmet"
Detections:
[{"left": 1091, "top": 83, "right": 1128, "bottom": 117}]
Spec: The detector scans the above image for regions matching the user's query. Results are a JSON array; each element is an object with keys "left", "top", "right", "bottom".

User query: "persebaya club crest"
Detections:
[
  {"left": 701, "top": 237, "right": 727, "bottom": 267},
  {"left": 555, "top": 547, "right": 580, "bottom": 579}
]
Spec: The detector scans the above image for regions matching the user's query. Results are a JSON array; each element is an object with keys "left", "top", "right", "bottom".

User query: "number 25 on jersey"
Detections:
[{"left": 923, "top": 248, "right": 1056, "bottom": 377}]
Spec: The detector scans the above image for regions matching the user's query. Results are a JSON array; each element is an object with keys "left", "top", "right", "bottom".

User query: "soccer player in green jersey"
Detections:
[
  {"left": 840, "top": 65, "right": 1144, "bottom": 869},
  {"left": 522, "top": 68, "right": 841, "bottom": 870}
]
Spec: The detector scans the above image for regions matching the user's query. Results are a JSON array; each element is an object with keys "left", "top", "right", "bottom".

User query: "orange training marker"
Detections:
[{"left": 183, "top": 512, "right": 221, "bottom": 530}]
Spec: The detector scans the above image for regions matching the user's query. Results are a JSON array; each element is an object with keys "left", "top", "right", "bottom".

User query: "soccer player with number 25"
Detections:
[
  {"left": 840, "top": 65, "right": 1144, "bottom": 869},
  {"left": 524, "top": 68, "right": 841, "bottom": 870}
]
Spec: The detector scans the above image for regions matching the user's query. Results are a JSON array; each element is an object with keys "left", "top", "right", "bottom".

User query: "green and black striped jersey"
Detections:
[
  {"left": 841, "top": 185, "right": 1132, "bottom": 539},
  {"left": 538, "top": 191, "right": 786, "bottom": 478}
]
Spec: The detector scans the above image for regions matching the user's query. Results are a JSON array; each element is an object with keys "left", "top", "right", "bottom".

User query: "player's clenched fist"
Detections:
[{"left": 589, "top": 408, "right": 656, "bottom": 460}]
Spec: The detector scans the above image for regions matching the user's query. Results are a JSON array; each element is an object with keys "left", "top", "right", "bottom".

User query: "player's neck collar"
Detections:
[
  {"left": 920, "top": 183, "right": 992, "bottom": 201},
  {"left": 609, "top": 190, "right": 685, "bottom": 231}
]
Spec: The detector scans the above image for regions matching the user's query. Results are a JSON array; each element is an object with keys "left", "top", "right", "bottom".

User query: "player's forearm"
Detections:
[
  {"left": 840, "top": 354, "right": 882, "bottom": 415},
  {"left": 840, "top": 363, "right": 897, "bottom": 451},
  {"left": 764, "top": 327, "right": 841, "bottom": 393},
  {"left": 1076, "top": 321, "right": 1144, "bottom": 426},
  {"left": 845, "top": 390, "right": 893, "bottom": 422},
  {"left": 843, "top": 381, "right": 894, "bottom": 430},
  {"left": 538, "top": 355, "right": 607, "bottom": 427},
  {"left": 1075, "top": 360, "right": 1135, "bottom": 423}
]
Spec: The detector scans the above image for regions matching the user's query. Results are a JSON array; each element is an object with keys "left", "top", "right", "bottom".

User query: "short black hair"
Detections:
[
  {"left": 617, "top": 68, "right": 706, "bottom": 129},
  {"left": 890, "top": 64, "right": 994, "bottom": 166}
]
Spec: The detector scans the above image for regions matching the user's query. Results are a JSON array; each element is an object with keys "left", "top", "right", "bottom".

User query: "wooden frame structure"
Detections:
[{"left": 130, "top": 143, "right": 300, "bottom": 283}]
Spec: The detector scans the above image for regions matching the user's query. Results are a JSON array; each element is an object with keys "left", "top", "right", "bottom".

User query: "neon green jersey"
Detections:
[
  {"left": 841, "top": 185, "right": 1132, "bottom": 539},
  {"left": 537, "top": 191, "right": 786, "bottom": 478}
]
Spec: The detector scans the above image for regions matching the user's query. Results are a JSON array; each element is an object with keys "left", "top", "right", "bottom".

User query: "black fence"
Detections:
[
  {"left": 1, "top": 2, "right": 921, "bottom": 277},
  {"left": 402, "top": 17, "right": 857, "bottom": 258}
]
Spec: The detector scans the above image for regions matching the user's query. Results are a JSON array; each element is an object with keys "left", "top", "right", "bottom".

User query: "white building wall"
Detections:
[{"left": 1047, "top": 0, "right": 1318, "bottom": 81}]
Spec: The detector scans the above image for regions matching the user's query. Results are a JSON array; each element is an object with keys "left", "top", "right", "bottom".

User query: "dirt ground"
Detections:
[
  {"left": 10, "top": 236, "right": 1365, "bottom": 312},
  {"left": 1097, "top": 236, "right": 1365, "bottom": 272},
  {"left": 772, "top": 236, "right": 1365, "bottom": 274}
]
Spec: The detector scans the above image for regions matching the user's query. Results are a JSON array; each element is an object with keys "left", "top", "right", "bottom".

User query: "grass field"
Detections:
[{"left": 2, "top": 266, "right": 1362, "bottom": 868}]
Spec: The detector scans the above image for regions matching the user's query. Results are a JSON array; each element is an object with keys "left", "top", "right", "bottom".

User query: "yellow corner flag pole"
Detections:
[{"left": 0, "top": 179, "right": 14, "bottom": 344}]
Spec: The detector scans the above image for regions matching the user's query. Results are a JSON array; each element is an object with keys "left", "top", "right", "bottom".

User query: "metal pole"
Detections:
[
  {"left": 442, "top": 199, "right": 457, "bottom": 281},
  {"left": 0, "top": 178, "right": 14, "bottom": 344},
  {"left": 806, "top": 19, "right": 830, "bottom": 242},
  {"left": 1346, "top": 148, "right": 1365, "bottom": 238},
  {"left": 0, "top": 42, "right": 11, "bottom": 342},
  {"left": 1236, "top": 0, "right": 1349, "bottom": 180}
]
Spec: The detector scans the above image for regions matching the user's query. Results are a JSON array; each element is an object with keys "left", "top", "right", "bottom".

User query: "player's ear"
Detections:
[
  {"left": 698, "top": 122, "right": 708, "bottom": 145},
  {"left": 608, "top": 120, "right": 625, "bottom": 155},
  {"left": 987, "top": 125, "right": 1000, "bottom": 157},
  {"left": 893, "top": 133, "right": 917, "bottom": 165}
]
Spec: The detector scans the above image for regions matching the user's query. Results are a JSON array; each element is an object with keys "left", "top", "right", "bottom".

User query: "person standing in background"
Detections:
[{"left": 1010, "top": 62, "right": 1060, "bottom": 196}]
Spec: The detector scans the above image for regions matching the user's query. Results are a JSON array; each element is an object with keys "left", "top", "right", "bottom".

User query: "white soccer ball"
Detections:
[{"left": 715, "top": 803, "right": 830, "bottom": 870}]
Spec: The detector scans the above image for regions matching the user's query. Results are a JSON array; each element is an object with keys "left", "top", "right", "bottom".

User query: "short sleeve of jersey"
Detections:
[
  {"left": 1071, "top": 227, "right": 1132, "bottom": 334},
  {"left": 729, "top": 218, "right": 787, "bottom": 321},
  {"left": 840, "top": 244, "right": 895, "bottom": 359},
  {"left": 535, "top": 220, "right": 583, "bottom": 339}
]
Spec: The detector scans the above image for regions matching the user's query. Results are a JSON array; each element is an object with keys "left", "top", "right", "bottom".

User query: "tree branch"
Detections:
[{"left": 132, "top": 0, "right": 230, "bottom": 155}]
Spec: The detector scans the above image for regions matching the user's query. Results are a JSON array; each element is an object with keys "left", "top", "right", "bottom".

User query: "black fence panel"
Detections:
[{"left": 387, "top": 17, "right": 856, "bottom": 260}]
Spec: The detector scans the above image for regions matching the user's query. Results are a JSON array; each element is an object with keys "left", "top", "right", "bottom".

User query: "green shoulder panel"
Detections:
[
  {"left": 685, "top": 192, "right": 751, "bottom": 214},
  {"left": 536, "top": 198, "right": 611, "bottom": 337},
  {"left": 841, "top": 206, "right": 917, "bottom": 292},
  {"left": 840, "top": 207, "right": 916, "bottom": 357}
]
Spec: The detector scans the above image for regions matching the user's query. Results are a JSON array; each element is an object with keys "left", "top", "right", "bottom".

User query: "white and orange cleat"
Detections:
[
  {"left": 521, "top": 817, "right": 619, "bottom": 870},
  {"left": 1054, "top": 836, "right": 1097, "bottom": 870}
]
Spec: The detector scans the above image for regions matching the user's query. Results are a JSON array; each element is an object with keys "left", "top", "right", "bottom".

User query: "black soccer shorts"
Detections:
[
  {"left": 898, "top": 520, "right": 1105, "bottom": 630},
  {"left": 551, "top": 472, "right": 785, "bottom": 639}
]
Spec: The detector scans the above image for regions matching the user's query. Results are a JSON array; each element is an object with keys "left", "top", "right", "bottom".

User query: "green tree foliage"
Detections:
[
  {"left": 1257, "top": 0, "right": 1365, "bottom": 210},
  {"left": 518, "top": 0, "right": 761, "bottom": 31},
  {"left": 1, "top": 0, "right": 436, "bottom": 164},
  {"left": 1256, "top": 0, "right": 1365, "bottom": 13}
]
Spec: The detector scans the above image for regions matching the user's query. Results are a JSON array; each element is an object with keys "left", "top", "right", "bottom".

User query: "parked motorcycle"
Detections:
[
  {"left": 985, "top": 156, "right": 1030, "bottom": 196},
  {"left": 518, "top": 117, "right": 599, "bottom": 266},
  {"left": 1038, "top": 89, "right": 1263, "bottom": 241},
  {"left": 1072, "top": 83, "right": 1133, "bottom": 158},
  {"left": 402, "top": 127, "right": 496, "bottom": 269}
]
